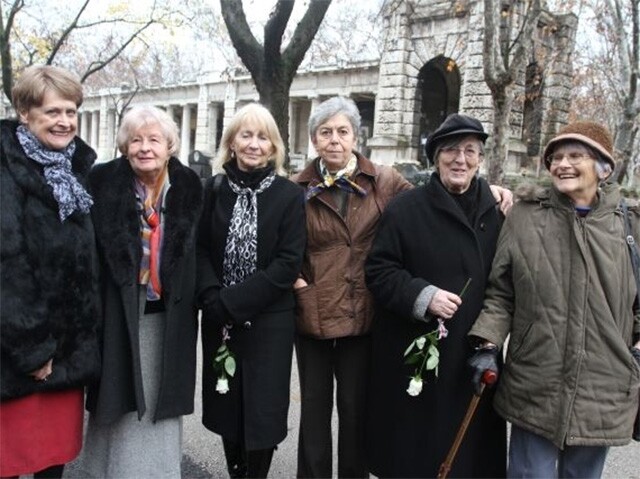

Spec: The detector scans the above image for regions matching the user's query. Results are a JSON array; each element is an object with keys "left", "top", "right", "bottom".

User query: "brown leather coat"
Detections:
[{"left": 292, "top": 153, "right": 412, "bottom": 339}]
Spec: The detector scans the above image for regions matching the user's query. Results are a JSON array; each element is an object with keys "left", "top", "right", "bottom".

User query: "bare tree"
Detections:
[
  {"left": 603, "top": 0, "right": 639, "bottom": 184},
  {"left": 0, "top": 0, "right": 179, "bottom": 104},
  {"left": 483, "top": 0, "right": 542, "bottom": 183},
  {"left": 220, "top": 0, "right": 332, "bottom": 159}
]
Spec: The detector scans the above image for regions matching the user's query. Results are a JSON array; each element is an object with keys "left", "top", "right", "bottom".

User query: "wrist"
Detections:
[{"left": 475, "top": 342, "right": 498, "bottom": 352}]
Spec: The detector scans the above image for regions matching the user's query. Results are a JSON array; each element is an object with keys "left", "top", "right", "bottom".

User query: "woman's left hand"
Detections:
[
  {"left": 30, "top": 358, "right": 53, "bottom": 381},
  {"left": 489, "top": 185, "right": 514, "bottom": 215}
]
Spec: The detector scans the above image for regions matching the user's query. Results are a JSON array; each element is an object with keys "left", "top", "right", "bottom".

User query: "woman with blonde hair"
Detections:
[
  {"left": 197, "top": 103, "right": 306, "bottom": 478},
  {"left": 77, "top": 105, "right": 202, "bottom": 478}
]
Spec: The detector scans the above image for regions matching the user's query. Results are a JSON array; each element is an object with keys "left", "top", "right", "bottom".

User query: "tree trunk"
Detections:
[{"left": 487, "top": 87, "right": 513, "bottom": 184}]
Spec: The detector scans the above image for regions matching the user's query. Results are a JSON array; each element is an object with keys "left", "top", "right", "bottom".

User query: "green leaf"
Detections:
[
  {"left": 224, "top": 356, "right": 236, "bottom": 377},
  {"left": 214, "top": 352, "right": 227, "bottom": 362},
  {"left": 426, "top": 355, "right": 439, "bottom": 370},
  {"left": 403, "top": 340, "right": 416, "bottom": 357},
  {"left": 428, "top": 344, "right": 439, "bottom": 357},
  {"left": 217, "top": 344, "right": 227, "bottom": 354},
  {"left": 404, "top": 354, "right": 422, "bottom": 365}
]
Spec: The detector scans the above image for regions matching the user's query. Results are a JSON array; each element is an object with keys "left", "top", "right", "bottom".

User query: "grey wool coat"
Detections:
[
  {"left": 85, "top": 156, "right": 202, "bottom": 424},
  {"left": 470, "top": 183, "right": 640, "bottom": 448}
]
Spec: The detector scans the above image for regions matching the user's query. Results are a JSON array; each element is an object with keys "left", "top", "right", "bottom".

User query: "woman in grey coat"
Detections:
[{"left": 77, "top": 105, "right": 202, "bottom": 478}]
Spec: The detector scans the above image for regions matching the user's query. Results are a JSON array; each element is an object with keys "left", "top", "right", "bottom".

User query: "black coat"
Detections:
[
  {"left": 85, "top": 156, "right": 202, "bottom": 424},
  {"left": 197, "top": 173, "right": 306, "bottom": 450},
  {"left": 364, "top": 175, "right": 506, "bottom": 478},
  {"left": 0, "top": 119, "right": 100, "bottom": 400}
]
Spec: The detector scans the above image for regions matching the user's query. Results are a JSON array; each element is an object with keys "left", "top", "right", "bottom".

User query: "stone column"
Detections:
[
  {"left": 166, "top": 105, "right": 175, "bottom": 124},
  {"left": 91, "top": 111, "right": 99, "bottom": 153},
  {"left": 307, "top": 96, "right": 320, "bottom": 158},
  {"left": 79, "top": 111, "right": 89, "bottom": 142},
  {"left": 180, "top": 104, "right": 192, "bottom": 165},
  {"left": 195, "top": 83, "right": 217, "bottom": 155}
]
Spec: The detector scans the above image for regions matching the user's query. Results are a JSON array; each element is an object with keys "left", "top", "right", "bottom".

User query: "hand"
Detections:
[
  {"left": 427, "top": 289, "right": 461, "bottom": 319},
  {"left": 631, "top": 346, "right": 640, "bottom": 368},
  {"left": 468, "top": 345, "right": 499, "bottom": 395},
  {"left": 30, "top": 358, "right": 53, "bottom": 382},
  {"left": 489, "top": 185, "right": 514, "bottom": 215},
  {"left": 294, "top": 277, "right": 308, "bottom": 289}
]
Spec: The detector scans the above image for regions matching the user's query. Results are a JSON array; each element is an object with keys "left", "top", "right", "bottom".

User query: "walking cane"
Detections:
[{"left": 436, "top": 370, "right": 497, "bottom": 479}]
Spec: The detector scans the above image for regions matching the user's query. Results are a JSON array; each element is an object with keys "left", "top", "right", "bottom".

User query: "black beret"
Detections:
[{"left": 426, "top": 113, "right": 489, "bottom": 161}]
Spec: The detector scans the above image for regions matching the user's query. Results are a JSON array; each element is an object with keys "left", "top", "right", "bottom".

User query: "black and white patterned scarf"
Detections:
[
  {"left": 16, "top": 125, "right": 93, "bottom": 222},
  {"left": 222, "top": 171, "right": 276, "bottom": 287}
]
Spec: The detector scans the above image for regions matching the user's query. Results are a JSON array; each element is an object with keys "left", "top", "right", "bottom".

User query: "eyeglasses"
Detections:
[
  {"left": 547, "top": 153, "right": 594, "bottom": 165},
  {"left": 440, "top": 146, "right": 482, "bottom": 160}
]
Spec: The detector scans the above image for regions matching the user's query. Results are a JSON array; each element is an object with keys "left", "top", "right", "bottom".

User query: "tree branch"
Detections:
[
  {"left": 264, "top": 0, "right": 293, "bottom": 59},
  {"left": 46, "top": 0, "right": 90, "bottom": 64},
  {"left": 1, "top": 0, "right": 24, "bottom": 103},
  {"left": 220, "top": 0, "right": 264, "bottom": 82},
  {"left": 282, "top": 0, "right": 332, "bottom": 79}
]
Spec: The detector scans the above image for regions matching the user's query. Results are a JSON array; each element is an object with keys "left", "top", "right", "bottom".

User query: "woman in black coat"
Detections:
[
  {"left": 197, "top": 103, "right": 306, "bottom": 478},
  {"left": 78, "top": 105, "right": 202, "bottom": 478},
  {"left": 364, "top": 114, "right": 507, "bottom": 478},
  {"left": 0, "top": 65, "right": 100, "bottom": 479}
]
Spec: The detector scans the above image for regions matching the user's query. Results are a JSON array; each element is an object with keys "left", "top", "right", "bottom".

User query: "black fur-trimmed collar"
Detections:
[{"left": 88, "top": 156, "right": 202, "bottom": 291}]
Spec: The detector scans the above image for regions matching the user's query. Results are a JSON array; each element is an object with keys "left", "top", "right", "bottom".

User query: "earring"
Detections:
[{"left": 230, "top": 150, "right": 236, "bottom": 160}]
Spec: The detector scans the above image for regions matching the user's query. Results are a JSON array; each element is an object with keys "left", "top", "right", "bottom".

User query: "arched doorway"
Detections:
[{"left": 417, "top": 56, "right": 461, "bottom": 165}]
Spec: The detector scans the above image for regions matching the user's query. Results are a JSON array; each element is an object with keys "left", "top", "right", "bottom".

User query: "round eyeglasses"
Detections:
[
  {"left": 440, "top": 146, "right": 482, "bottom": 160},
  {"left": 547, "top": 153, "right": 594, "bottom": 165}
]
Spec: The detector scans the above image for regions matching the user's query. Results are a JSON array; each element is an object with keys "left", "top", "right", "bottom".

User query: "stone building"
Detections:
[{"left": 1, "top": 1, "right": 577, "bottom": 172}]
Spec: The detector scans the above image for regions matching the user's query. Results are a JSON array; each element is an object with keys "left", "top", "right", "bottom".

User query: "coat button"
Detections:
[
  {"left": 243, "top": 321, "right": 252, "bottom": 329},
  {"left": 480, "top": 223, "right": 486, "bottom": 231}
]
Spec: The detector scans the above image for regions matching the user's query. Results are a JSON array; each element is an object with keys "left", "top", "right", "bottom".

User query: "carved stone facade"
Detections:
[{"left": 369, "top": 0, "right": 578, "bottom": 169}]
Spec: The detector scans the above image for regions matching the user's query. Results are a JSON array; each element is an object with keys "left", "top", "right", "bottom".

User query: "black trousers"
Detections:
[{"left": 295, "top": 335, "right": 371, "bottom": 478}]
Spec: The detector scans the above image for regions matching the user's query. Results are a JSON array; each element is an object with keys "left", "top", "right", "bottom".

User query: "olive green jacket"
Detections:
[{"left": 470, "top": 183, "right": 640, "bottom": 448}]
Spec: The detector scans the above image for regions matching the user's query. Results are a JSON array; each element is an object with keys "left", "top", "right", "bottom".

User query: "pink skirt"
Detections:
[{"left": 0, "top": 389, "right": 83, "bottom": 476}]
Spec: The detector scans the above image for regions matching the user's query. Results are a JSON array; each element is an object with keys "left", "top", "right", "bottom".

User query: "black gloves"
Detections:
[
  {"left": 468, "top": 344, "right": 499, "bottom": 396},
  {"left": 632, "top": 346, "right": 640, "bottom": 441}
]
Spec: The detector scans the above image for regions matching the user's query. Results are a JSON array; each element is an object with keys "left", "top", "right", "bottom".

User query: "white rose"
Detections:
[
  {"left": 406, "top": 377, "right": 423, "bottom": 396},
  {"left": 415, "top": 336, "right": 427, "bottom": 350},
  {"left": 216, "top": 377, "right": 229, "bottom": 394}
]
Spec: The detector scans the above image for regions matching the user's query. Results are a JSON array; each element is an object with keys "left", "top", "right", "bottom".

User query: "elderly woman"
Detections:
[
  {"left": 0, "top": 65, "right": 100, "bottom": 479},
  {"left": 468, "top": 122, "right": 640, "bottom": 478},
  {"left": 291, "top": 96, "right": 413, "bottom": 478},
  {"left": 197, "top": 103, "right": 306, "bottom": 478},
  {"left": 364, "top": 113, "right": 507, "bottom": 478},
  {"left": 76, "top": 105, "right": 202, "bottom": 478}
]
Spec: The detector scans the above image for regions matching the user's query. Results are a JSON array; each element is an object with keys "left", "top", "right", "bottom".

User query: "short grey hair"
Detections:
[
  {"left": 117, "top": 105, "right": 180, "bottom": 156},
  {"left": 308, "top": 96, "right": 361, "bottom": 139}
]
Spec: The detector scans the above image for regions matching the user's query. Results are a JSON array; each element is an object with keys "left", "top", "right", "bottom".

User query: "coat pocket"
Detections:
[{"left": 294, "top": 284, "right": 322, "bottom": 338}]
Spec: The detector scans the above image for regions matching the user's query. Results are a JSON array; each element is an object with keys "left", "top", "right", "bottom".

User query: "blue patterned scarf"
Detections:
[{"left": 16, "top": 125, "right": 93, "bottom": 222}]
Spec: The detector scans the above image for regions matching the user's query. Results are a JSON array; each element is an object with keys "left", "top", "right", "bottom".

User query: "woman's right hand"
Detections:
[
  {"left": 30, "top": 358, "right": 53, "bottom": 381},
  {"left": 293, "top": 277, "right": 308, "bottom": 289},
  {"left": 427, "top": 289, "right": 461, "bottom": 319}
]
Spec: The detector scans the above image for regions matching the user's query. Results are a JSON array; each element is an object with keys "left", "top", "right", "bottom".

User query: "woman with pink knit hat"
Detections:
[{"left": 468, "top": 121, "right": 640, "bottom": 478}]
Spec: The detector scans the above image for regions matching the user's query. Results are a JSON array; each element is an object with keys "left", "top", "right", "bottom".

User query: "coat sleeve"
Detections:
[
  {"left": 0, "top": 162, "right": 56, "bottom": 374},
  {"left": 468, "top": 211, "right": 516, "bottom": 347},
  {"left": 196, "top": 176, "right": 222, "bottom": 306},
  {"left": 219, "top": 187, "right": 306, "bottom": 324},
  {"left": 364, "top": 199, "right": 429, "bottom": 320}
]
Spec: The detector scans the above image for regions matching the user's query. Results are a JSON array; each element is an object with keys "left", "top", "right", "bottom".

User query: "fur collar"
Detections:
[
  {"left": 89, "top": 156, "right": 202, "bottom": 291},
  {"left": 1, "top": 119, "right": 96, "bottom": 220}
]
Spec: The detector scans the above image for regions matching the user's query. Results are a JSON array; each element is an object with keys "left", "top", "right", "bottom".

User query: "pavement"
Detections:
[{"left": 65, "top": 339, "right": 640, "bottom": 478}]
